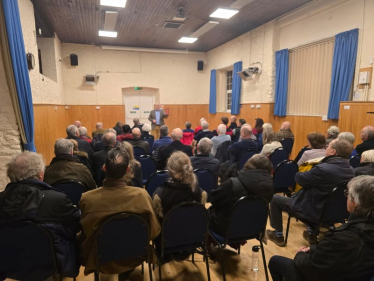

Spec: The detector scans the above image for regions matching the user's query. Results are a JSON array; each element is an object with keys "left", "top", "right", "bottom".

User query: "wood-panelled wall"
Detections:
[{"left": 33, "top": 102, "right": 374, "bottom": 164}]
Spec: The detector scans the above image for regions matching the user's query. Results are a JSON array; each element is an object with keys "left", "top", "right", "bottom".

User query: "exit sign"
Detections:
[{"left": 134, "top": 87, "right": 142, "bottom": 90}]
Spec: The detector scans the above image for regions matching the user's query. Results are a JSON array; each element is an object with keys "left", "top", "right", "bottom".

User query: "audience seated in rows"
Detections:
[
  {"left": 325, "top": 125, "right": 339, "bottom": 146},
  {"left": 79, "top": 126, "right": 92, "bottom": 143},
  {"left": 117, "top": 124, "right": 133, "bottom": 141},
  {"left": 93, "top": 131, "right": 116, "bottom": 186},
  {"left": 209, "top": 154, "right": 273, "bottom": 235},
  {"left": 152, "top": 151, "right": 207, "bottom": 219},
  {"left": 92, "top": 122, "right": 106, "bottom": 138},
  {"left": 79, "top": 148, "right": 160, "bottom": 277},
  {"left": 94, "top": 128, "right": 118, "bottom": 152},
  {"left": 153, "top": 125, "right": 172, "bottom": 150},
  {"left": 129, "top": 128, "right": 150, "bottom": 154},
  {"left": 66, "top": 125, "right": 94, "bottom": 159},
  {"left": 229, "top": 115, "right": 237, "bottom": 130},
  {"left": 0, "top": 152, "right": 81, "bottom": 278},
  {"left": 141, "top": 124, "right": 154, "bottom": 141},
  {"left": 232, "top": 118, "right": 246, "bottom": 142},
  {"left": 297, "top": 132, "right": 326, "bottom": 166},
  {"left": 117, "top": 141, "right": 143, "bottom": 187},
  {"left": 131, "top": 118, "right": 144, "bottom": 132},
  {"left": 181, "top": 122, "right": 194, "bottom": 145},
  {"left": 276, "top": 121, "right": 294, "bottom": 141},
  {"left": 211, "top": 124, "right": 231, "bottom": 157},
  {"left": 355, "top": 149, "right": 374, "bottom": 176},
  {"left": 194, "top": 117, "right": 206, "bottom": 135},
  {"left": 44, "top": 138, "right": 96, "bottom": 190},
  {"left": 269, "top": 175, "right": 374, "bottom": 281},
  {"left": 267, "top": 139, "right": 355, "bottom": 247},
  {"left": 157, "top": 128, "right": 192, "bottom": 170},
  {"left": 194, "top": 121, "right": 214, "bottom": 143},
  {"left": 261, "top": 127, "right": 282, "bottom": 156},
  {"left": 356, "top": 125, "right": 374, "bottom": 155},
  {"left": 69, "top": 139, "right": 92, "bottom": 173},
  {"left": 190, "top": 138, "right": 220, "bottom": 176},
  {"left": 113, "top": 121, "right": 123, "bottom": 136}
]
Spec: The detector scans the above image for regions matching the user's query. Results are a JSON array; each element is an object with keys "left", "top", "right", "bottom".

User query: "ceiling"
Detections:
[{"left": 31, "top": 0, "right": 312, "bottom": 52}]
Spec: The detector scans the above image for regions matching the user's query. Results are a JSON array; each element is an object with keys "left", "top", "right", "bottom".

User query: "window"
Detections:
[
  {"left": 226, "top": 70, "right": 233, "bottom": 111},
  {"left": 287, "top": 38, "right": 335, "bottom": 116}
]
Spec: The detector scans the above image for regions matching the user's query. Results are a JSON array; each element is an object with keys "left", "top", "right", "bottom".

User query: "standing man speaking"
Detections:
[{"left": 148, "top": 103, "right": 168, "bottom": 139}]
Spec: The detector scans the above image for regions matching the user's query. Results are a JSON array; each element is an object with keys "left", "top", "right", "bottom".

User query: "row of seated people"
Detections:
[{"left": 1, "top": 143, "right": 374, "bottom": 280}]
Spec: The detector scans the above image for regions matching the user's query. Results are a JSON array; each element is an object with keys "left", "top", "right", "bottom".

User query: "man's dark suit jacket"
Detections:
[
  {"left": 228, "top": 138, "right": 258, "bottom": 163},
  {"left": 129, "top": 138, "right": 150, "bottom": 154},
  {"left": 194, "top": 130, "right": 214, "bottom": 143},
  {"left": 66, "top": 136, "right": 94, "bottom": 159},
  {"left": 356, "top": 138, "right": 374, "bottom": 155},
  {"left": 157, "top": 141, "right": 193, "bottom": 170},
  {"left": 92, "top": 146, "right": 113, "bottom": 185}
]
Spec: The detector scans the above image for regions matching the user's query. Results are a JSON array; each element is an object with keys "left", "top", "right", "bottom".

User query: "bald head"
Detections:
[
  {"left": 281, "top": 121, "right": 291, "bottom": 130},
  {"left": 132, "top": 128, "right": 141, "bottom": 138},
  {"left": 241, "top": 125, "right": 253, "bottom": 139},
  {"left": 360, "top": 126, "right": 374, "bottom": 141},
  {"left": 96, "top": 122, "right": 103, "bottom": 129},
  {"left": 230, "top": 116, "right": 237, "bottom": 123},
  {"left": 217, "top": 124, "right": 226, "bottom": 135},
  {"left": 171, "top": 128, "right": 183, "bottom": 141},
  {"left": 73, "top": 120, "right": 81, "bottom": 128}
]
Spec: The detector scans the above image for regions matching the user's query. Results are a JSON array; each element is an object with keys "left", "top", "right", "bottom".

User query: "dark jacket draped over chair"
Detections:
[
  {"left": 355, "top": 162, "right": 374, "bottom": 176},
  {"left": 190, "top": 154, "right": 221, "bottom": 176}
]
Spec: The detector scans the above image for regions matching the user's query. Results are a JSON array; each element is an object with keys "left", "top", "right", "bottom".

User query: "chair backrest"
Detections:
[
  {"left": 161, "top": 202, "right": 208, "bottom": 256},
  {"left": 138, "top": 156, "right": 157, "bottom": 181},
  {"left": 95, "top": 213, "right": 150, "bottom": 266},
  {"left": 273, "top": 160, "right": 298, "bottom": 192},
  {"left": 270, "top": 147, "right": 289, "bottom": 168},
  {"left": 237, "top": 150, "right": 257, "bottom": 171},
  {"left": 320, "top": 183, "right": 350, "bottom": 225},
  {"left": 294, "top": 146, "right": 311, "bottom": 164},
  {"left": 134, "top": 147, "right": 147, "bottom": 159},
  {"left": 145, "top": 170, "right": 169, "bottom": 196},
  {"left": 349, "top": 154, "right": 361, "bottom": 168},
  {"left": 225, "top": 196, "right": 269, "bottom": 243},
  {"left": 52, "top": 179, "right": 87, "bottom": 205},
  {"left": 194, "top": 168, "right": 217, "bottom": 194},
  {"left": 215, "top": 140, "right": 232, "bottom": 163},
  {"left": 280, "top": 138, "right": 294, "bottom": 155},
  {"left": 144, "top": 138, "right": 154, "bottom": 154},
  {"left": 0, "top": 221, "right": 59, "bottom": 280}
]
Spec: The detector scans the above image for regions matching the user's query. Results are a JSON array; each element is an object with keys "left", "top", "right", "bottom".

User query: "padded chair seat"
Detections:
[{"left": 209, "top": 230, "right": 254, "bottom": 245}]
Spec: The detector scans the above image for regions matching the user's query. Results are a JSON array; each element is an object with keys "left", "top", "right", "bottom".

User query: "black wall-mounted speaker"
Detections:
[
  {"left": 70, "top": 54, "right": 78, "bottom": 66},
  {"left": 197, "top": 60, "right": 204, "bottom": 71}
]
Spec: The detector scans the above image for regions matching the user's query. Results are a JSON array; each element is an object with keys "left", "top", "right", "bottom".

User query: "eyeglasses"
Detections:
[{"left": 344, "top": 188, "right": 349, "bottom": 198}]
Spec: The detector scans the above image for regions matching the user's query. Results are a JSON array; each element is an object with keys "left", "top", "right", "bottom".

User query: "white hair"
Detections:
[
  {"left": 78, "top": 126, "right": 87, "bottom": 136},
  {"left": 55, "top": 138, "right": 74, "bottom": 155},
  {"left": 327, "top": 126, "right": 340, "bottom": 138},
  {"left": 66, "top": 125, "right": 78, "bottom": 137},
  {"left": 338, "top": 132, "right": 355, "bottom": 144},
  {"left": 143, "top": 124, "right": 151, "bottom": 132},
  {"left": 7, "top": 152, "right": 45, "bottom": 182},
  {"left": 198, "top": 138, "right": 213, "bottom": 154},
  {"left": 217, "top": 124, "right": 226, "bottom": 135},
  {"left": 201, "top": 121, "right": 209, "bottom": 130}
]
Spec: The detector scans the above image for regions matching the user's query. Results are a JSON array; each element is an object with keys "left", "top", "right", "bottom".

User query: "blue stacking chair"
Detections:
[
  {"left": 144, "top": 138, "right": 154, "bottom": 154},
  {"left": 52, "top": 180, "right": 87, "bottom": 206},
  {"left": 270, "top": 147, "right": 289, "bottom": 169},
  {"left": 237, "top": 149, "right": 257, "bottom": 171},
  {"left": 285, "top": 183, "right": 349, "bottom": 245},
  {"left": 138, "top": 156, "right": 157, "bottom": 185},
  {"left": 157, "top": 202, "right": 211, "bottom": 281},
  {"left": 194, "top": 168, "right": 217, "bottom": 196},
  {"left": 273, "top": 160, "right": 298, "bottom": 194},
  {"left": 0, "top": 221, "right": 77, "bottom": 281},
  {"left": 209, "top": 196, "right": 269, "bottom": 281},
  {"left": 349, "top": 154, "right": 361, "bottom": 168},
  {"left": 294, "top": 145, "right": 311, "bottom": 164},
  {"left": 145, "top": 170, "right": 169, "bottom": 196},
  {"left": 94, "top": 213, "right": 154, "bottom": 281},
  {"left": 134, "top": 147, "right": 147, "bottom": 159},
  {"left": 280, "top": 138, "right": 294, "bottom": 155}
]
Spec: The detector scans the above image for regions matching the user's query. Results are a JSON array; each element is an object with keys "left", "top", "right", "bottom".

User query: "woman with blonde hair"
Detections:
[
  {"left": 152, "top": 151, "right": 207, "bottom": 219},
  {"left": 261, "top": 127, "right": 282, "bottom": 157},
  {"left": 355, "top": 149, "right": 374, "bottom": 176},
  {"left": 116, "top": 141, "right": 143, "bottom": 187}
]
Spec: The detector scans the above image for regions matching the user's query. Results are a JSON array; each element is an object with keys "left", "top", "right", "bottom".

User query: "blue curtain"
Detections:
[
  {"left": 209, "top": 69, "right": 217, "bottom": 114},
  {"left": 327, "top": 29, "right": 359, "bottom": 119},
  {"left": 231, "top": 61, "right": 242, "bottom": 114},
  {"left": 2, "top": 0, "right": 35, "bottom": 151},
  {"left": 274, "top": 49, "right": 289, "bottom": 117}
]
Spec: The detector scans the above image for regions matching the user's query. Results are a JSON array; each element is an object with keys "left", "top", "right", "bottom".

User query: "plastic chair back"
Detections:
[
  {"left": 237, "top": 150, "right": 257, "bottom": 171},
  {"left": 270, "top": 147, "right": 289, "bottom": 168},
  {"left": 273, "top": 160, "right": 298, "bottom": 193},
  {"left": 194, "top": 169, "right": 217, "bottom": 195},
  {"left": 96, "top": 213, "right": 150, "bottom": 265},
  {"left": 280, "top": 138, "right": 294, "bottom": 155},
  {"left": 0, "top": 221, "right": 59, "bottom": 280},
  {"left": 320, "top": 184, "right": 350, "bottom": 225},
  {"left": 52, "top": 180, "right": 87, "bottom": 205},
  {"left": 349, "top": 154, "right": 361, "bottom": 168},
  {"left": 144, "top": 138, "right": 154, "bottom": 154},
  {"left": 134, "top": 147, "right": 147, "bottom": 159},
  {"left": 145, "top": 170, "right": 169, "bottom": 196},
  {"left": 138, "top": 156, "right": 157, "bottom": 183},
  {"left": 161, "top": 202, "right": 209, "bottom": 255}
]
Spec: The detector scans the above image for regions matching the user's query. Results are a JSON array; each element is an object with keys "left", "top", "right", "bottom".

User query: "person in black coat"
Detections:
[
  {"left": 157, "top": 128, "right": 193, "bottom": 170},
  {"left": 0, "top": 152, "right": 81, "bottom": 279},
  {"left": 356, "top": 125, "right": 374, "bottom": 155},
  {"left": 355, "top": 149, "right": 374, "bottom": 176},
  {"left": 266, "top": 139, "right": 355, "bottom": 247},
  {"left": 190, "top": 137, "right": 220, "bottom": 176},
  {"left": 193, "top": 121, "right": 214, "bottom": 143},
  {"left": 66, "top": 125, "right": 94, "bottom": 159},
  {"left": 269, "top": 175, "right": 374, "bottom": 281},
  {"left": 209, "top": 154, "right": 273, "bottom": 235},
  {"left": 227, "top": 125, "right": 258, "bottom": 163},
  {"left": 129, "top": 128, "right": 150, "bottom": 154}
]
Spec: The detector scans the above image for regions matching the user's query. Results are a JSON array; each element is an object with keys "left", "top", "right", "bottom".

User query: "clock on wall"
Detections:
[{"left": 26, "top": 53, "right": 35, "bottom": 70}]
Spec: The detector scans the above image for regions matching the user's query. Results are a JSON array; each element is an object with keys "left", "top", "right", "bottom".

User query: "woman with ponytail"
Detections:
[
  {"left": 152, "top": 151, "right": 207, "bottom": 219},
  {"left": 116, "top": 141, "right": 143, "bottom": 187}
]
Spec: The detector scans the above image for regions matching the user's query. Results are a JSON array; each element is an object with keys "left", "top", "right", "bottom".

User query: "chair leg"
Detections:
[
  {"left": 158, "top": 258, "right": 162, "bottom": 281},
  {"left": 141, "top": 262, "right": 144, "bottom": 274},
  {"left": 94, "top": 271, "right": 99, "bottom": 281},
  {"left": 204, "top": 246, "right": 211, "bottom": 281},
  {"left": 285, "top": 215, "right": 292, "bottom": 245},
  {"left": 218, "top": 244, "right": 226, "bottom": 281},
  {"left": 73, "top": 278, "right": 76, "bottom": 281},
  {"left": 259, "top": 240, "right": 269, "bottom": 281},
  {"left": 148, "top": 262, "right": 153, "bottom": 281},
  {"left": 238, "top": 244, "right": 241, "bottom": 255}
]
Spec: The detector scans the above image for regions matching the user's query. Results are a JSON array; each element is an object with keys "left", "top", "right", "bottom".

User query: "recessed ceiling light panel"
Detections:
[
  {"left": 99, "top": 30, "right": 118, "bottom": 37},
  {"left": 100, "top": 0, "right": 127, "bottom": 8},
  {"left": 210, "top": 8, "right": 239, "bottom": 19},
  {"left": 178, "top": 37, "right": 198, "bottom": 43}
]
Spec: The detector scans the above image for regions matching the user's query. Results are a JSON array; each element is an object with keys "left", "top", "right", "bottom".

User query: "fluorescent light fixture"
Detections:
[
  {"left": 178, "top": 37, "right": 198, "bottom": 43},
  {"left": 98, "top": 30, "right": 118, "bottom": 37},
  {"left": 190, "top": 21, "right": 219, "bottom": 38},
  {"left": 100, "top": 0, "right": 127, "bottom": 8},
  {"left": 101, "top": 45, "right": 189, "bottom": 55},
  {"left": 210, "top": 8, "right": 239, "bottom": 19}
]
